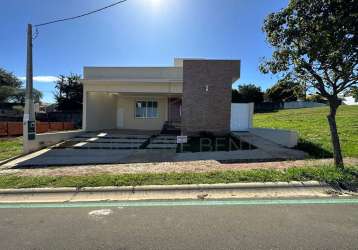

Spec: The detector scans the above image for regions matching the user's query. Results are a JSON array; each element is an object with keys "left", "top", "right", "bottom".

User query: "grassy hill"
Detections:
[{"left": 254, "top": 106, "right": 358, "bottom": 158}]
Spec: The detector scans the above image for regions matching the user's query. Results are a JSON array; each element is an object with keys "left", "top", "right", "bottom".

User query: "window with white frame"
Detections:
[{"left": 135, "top": 101, "right": 158, "bottom": 118}]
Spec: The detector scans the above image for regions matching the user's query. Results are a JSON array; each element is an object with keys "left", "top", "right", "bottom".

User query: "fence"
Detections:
[
  {"left": 283, "top": 101, "right": 326, "bottom": 109},
  {"left": 254, "top": 102, "right": 283, "bottom": 113},
  {"left": 0, "top": 122, "right": 75, "bottom": 137},
  {"left": 0, "top": 111, "right": 82, "bottom": 127},
  {"left": 253, "top": 101, "right": 327, "bottom": 112}
]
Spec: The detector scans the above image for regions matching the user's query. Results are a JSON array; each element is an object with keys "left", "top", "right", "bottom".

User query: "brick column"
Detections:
[{"left": 181, "top": 60, "right": 240, "bottom": 135}]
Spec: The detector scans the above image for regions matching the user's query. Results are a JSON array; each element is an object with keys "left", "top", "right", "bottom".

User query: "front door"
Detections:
[
  {"left": 117, "top": 108, "right": 124, "bottom": 128},
  {"left": 168, "top": 98, "right": 181, "bottom": 122}
]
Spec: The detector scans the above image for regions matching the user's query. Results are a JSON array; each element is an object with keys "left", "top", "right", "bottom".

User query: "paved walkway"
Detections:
[
  {"left": 233, "top": 132, "right": 307, "bottom": 160},
  {"left": 1, "top": 158, "right": 357, "bottom": 177}
]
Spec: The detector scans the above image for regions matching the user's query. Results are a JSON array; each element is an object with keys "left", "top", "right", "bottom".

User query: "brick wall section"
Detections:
[
  {"left": 182, "top": 60, "right": 240, "bottom": 135},
  {"left": 0, "top": 122, "right": 8, "bottom": 136},
  {"left": 0, "top": 122, "right": 76, "bottom": 136}
]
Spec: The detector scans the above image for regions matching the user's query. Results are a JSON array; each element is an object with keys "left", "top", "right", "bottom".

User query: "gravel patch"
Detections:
[{"left": 1, "top": 158, "right": 357, "bottom": 177}]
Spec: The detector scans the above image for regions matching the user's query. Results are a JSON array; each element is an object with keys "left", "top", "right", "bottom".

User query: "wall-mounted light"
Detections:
[{"left": 205, "top": 85, "right": 209, "bottom": 92}]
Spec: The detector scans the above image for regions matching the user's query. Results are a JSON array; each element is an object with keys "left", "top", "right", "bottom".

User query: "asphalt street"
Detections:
[{"left": 0, "top": 199, "right": 357, "bottom": 250}]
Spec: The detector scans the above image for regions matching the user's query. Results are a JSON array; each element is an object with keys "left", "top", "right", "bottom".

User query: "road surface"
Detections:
[{"left": 0, "top": 198, "right": 357, "bottom": 250}]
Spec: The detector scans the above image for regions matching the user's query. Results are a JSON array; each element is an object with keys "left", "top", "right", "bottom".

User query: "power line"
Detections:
[{"left": 34, "top": 0, "right": 128, "bottom": 27}]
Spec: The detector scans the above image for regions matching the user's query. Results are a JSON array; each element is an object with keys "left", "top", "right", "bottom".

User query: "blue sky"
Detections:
[{"left": 1, "top": 0, "right": 288, "bottom": 103}]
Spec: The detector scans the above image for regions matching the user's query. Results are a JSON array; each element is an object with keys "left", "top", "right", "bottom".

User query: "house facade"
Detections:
[{"left": 81, "top": 58, "right": 240, "bottom": 135}]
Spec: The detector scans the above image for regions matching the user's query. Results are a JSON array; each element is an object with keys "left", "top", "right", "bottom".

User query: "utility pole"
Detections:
[{"left": 23, "top": 23, "right": 36, "bottom": 153}]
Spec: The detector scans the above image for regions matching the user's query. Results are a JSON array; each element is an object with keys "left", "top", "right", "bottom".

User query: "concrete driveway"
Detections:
[
  {"left": 1, "top": 131, "right": 306, "bottom": 168},
  {"left": 3, "top": 132, "right": 179, "bottom": 167}
]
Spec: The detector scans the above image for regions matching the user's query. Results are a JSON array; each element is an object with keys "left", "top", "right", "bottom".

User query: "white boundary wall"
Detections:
[
  {"left": 23, "top": 130, "right": 83, "bottom": 154},
  {"left": 230, "top": 103, "right": 254, "bottom": 132},
  {"left": 283, "top": 101, "right": 326, "bottom": 109},
  {"left": 342, "top": 96, "right": 358, "bottom": 105}
]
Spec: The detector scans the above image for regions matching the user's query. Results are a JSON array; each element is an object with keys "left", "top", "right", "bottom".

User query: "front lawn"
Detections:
[
  {"left": 254, "top": 106, "right": 358, "bottom": 158},
  {"left": 0, "top": 137, "right": 22, "bottom": 161},
  {"left": 0, "top": 165, "right": 357, "bottom": 190}
]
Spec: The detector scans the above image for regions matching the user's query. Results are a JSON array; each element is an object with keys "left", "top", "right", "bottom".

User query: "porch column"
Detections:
[{"left": 82, "top": 86, "right": 87, "bottom": 131}]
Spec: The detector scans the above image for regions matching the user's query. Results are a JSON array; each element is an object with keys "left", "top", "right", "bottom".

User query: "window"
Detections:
[{"left": 135, "top": 101, "right": 158, "bottom": 118}]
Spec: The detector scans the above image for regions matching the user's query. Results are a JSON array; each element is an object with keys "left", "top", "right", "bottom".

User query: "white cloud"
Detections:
[{"left": 19, "top": 76, "right": 58, "bottom": 83}]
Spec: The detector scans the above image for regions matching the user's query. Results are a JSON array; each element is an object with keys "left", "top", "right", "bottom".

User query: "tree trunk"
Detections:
[{"left": 327, "top": 99, "right": 344, "bottom": 169}]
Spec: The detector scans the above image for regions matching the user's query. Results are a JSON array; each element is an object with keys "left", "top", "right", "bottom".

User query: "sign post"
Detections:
[{"left": 177, "top": 135, "right": 187, "bottom": 152}]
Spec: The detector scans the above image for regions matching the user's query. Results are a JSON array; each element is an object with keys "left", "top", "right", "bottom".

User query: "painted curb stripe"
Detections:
[{"left": 1, "top": 198, "right": 358, "bottom": 208}]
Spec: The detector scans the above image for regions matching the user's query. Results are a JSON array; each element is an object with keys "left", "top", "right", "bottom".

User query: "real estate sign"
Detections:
[{"left": 177, "top": 135, "right": 188, "bottom": 144}]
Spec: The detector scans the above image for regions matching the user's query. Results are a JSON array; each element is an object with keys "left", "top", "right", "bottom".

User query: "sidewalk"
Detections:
[{"left": 0, "top": 181, "right": 338, "bottom": 203}]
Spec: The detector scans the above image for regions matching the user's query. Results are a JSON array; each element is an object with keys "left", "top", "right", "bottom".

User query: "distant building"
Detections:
[{"left": 342, "top": 96, "right": 358, "bottom": 106}]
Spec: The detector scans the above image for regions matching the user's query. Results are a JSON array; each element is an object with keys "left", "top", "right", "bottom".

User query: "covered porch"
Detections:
[
  {"left": 81, "top": 66, "right": 183, "bottom": 132},
  {"left": 83, "top": 91, "right": 182, "bottom": 133}
]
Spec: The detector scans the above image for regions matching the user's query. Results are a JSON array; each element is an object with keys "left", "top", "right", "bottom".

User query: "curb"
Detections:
[
  {"left": 0, "top": 181, "right": 329, "bottom": 194},
  {"left": 0, "top": 181, "right": 337, "bottom": 203},
  {"left": 0, "top": 140, "right": 69, "bottom": 168},
  {"left": 0, "top": 153, "right": 27, "bottom": 167}
]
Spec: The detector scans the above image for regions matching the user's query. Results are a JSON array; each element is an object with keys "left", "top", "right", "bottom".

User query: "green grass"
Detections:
[
  {"left": 0, "top": 166, "right": 357, "bottom": 190},
  {"left": 0, "top": 137, "right": 22, "bottom": 161},
  {"left": 254, "top": 106, "right": 358, "bottom": 158}
]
